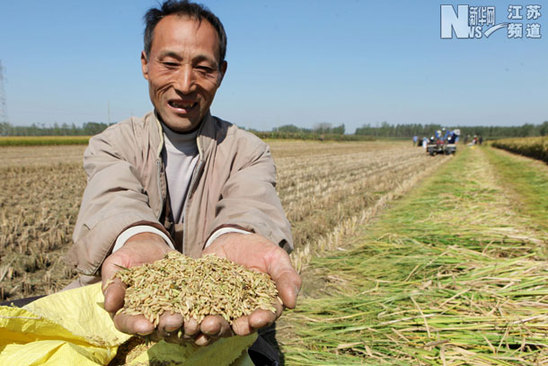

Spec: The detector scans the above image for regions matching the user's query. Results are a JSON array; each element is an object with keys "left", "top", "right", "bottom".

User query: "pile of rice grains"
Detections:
[
  {"left": 108, "top": 252, "right": 278, "bottom": 364},
  {"left": 113, "top": 252, "right": 278, "bottom": 325}
]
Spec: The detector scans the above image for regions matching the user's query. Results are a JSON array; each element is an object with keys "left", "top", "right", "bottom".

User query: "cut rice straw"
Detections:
[{"left": 279, "top": 146, "right": 547, "bottom": 365}]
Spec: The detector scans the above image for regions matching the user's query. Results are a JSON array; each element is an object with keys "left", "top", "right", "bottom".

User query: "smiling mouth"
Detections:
[{"left": 168, "top": 100, "right": 197, "bottom": 111}]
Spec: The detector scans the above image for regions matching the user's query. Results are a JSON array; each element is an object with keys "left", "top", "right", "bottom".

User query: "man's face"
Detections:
[{"left": 141, "top": 15, "right": 227, "bottom": 132}]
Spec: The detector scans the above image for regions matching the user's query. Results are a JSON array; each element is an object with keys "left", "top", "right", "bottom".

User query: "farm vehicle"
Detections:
[
  {"left": 426, "top": 139, "right": 456, "bottom": 155},
  {"left": 426, "top": 129, "right": 459, "bottom": 156}
]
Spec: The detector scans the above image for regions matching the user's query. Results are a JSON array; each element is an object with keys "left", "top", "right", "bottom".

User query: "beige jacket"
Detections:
[{"left": 67, "top": 112, "right": 292, "bottom": 283}]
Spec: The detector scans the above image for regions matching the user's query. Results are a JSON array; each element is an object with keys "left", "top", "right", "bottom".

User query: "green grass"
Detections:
[
  {"left": 280, "top": 146, "right": 547, "bottom": 365},
  {"left": 484, "top": 146, "right": 548, "bottom": 231},
  {"left": 0, "top": 136, "right": 90, "bottom": 146}
]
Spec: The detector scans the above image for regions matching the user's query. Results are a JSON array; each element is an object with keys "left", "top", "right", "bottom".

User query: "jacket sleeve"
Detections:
[
  {"left": 209, "top": 134, "right": 293, "bottom": 253},
  {"left": 67, "top": 124, "right": 166, "bottom": 276}
]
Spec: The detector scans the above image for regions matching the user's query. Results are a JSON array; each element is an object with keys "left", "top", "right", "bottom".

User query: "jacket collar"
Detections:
[
  {"left": 196, "top": 111, "right": 218, "bottom": 160},
  {"left": 150, "top": 110, "right": 218, "bottom": 161}
]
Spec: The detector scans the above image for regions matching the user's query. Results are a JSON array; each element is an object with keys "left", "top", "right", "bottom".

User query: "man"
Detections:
[{"left": 66, "top": 0, "right": 301, "bottom": 357}]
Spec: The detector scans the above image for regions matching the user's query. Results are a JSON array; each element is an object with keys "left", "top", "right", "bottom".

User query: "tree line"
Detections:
[
  {"left": 271, "top": 123, "right": 346, "bottom": 135},
  {"left": 0, "top": 122, "right": 111, "bottom": 136},
  {"left": 354, "top": 121, "right": 548, "bottom": 139},
  {"left": 2, "top": 120, "right": 547, "bottom": 140}
]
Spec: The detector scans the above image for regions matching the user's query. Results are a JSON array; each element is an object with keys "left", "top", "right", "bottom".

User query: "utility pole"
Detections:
[{"left": 0, "top": 60, "right": 8, "bottom": 124}]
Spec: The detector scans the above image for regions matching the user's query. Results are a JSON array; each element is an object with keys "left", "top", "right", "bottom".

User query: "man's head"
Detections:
[
  {"left": 141, "top": 0, "right": 228, "bottom": 132},
  {"left": 144, "top": 1, "right": 227, "bottom": 65}
]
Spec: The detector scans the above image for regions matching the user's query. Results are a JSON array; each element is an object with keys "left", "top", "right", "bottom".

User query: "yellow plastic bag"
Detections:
[{"left": 0, "top": 283, "right": 256, "bottom": 365}]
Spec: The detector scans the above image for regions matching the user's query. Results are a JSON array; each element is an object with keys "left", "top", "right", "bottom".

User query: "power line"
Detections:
[{"left": 0, "top": 60, "right": 8, "bottom": 124}]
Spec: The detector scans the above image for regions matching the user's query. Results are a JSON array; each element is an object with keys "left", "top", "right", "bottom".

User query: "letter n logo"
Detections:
[{"left": 441, "top": 4, "right": 471, "bottom": 39}]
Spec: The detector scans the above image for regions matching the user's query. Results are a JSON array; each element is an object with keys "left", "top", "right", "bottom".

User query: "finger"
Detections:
[
  {"left": 231, "top": 315, "right": 253, "bottom": 336},
  {"left": 270, "top": 262, "right": 302, "bottom": 309},
  {"left": 248, "top": 308, "right": 276, "bottom": 330},
  {"left": 113, "top": 312, "right": 154, "bottom": 336},
  {"left": 158, "top": 312, "right": 184, "bottom": 338},
  {"left": 194, "top": 333, "right": 212, "bottom": 347},
  {"left": 103, "top": 278, "right": 126, "bottom": 313},
  {"left": 274, "top": 296, "right": 283, "bottom": 317},
  {"left": 200, "top": 315, "right": 232, "bottom": 338},
  {"left": 101, "top": 258, "right": 122, "bottom": 286},
  {"left": 183, "top": 317, "right": 200, "bottom": 338}
]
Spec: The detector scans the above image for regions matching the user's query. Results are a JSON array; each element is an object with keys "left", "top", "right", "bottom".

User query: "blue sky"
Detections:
[{"left": 0, "top": 1, "right": 546, "bottom": 132}]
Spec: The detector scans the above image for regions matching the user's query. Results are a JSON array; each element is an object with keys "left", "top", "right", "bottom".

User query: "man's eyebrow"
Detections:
[
  {"left": 157, "top": 50, "right": 217, "bottom": 65},
  {"left": 193, "top": 54, "right": 218, "bottom": 66},
  {"left": 158, "top": 51, "right": 183, "bottom": 60}
]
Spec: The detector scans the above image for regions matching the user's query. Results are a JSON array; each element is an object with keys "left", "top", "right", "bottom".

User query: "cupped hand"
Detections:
[
  {"left": 101, "top": 232, "right": 235, "bottom": 346},
  {"left": 102, "top": 232, "right": 174, "bottom": 336},
  {"left": 202, "top": 232, "right": 302, "bottom": 337}
]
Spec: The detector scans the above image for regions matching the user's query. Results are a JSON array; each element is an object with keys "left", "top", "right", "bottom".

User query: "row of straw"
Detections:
[{"left": 280, "top": 146, "right": 547, "bottom": 365}]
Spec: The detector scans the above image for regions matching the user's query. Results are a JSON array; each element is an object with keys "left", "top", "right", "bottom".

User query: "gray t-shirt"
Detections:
[{"left": 161, "top": 123, "right": 199, "bottom": 223}]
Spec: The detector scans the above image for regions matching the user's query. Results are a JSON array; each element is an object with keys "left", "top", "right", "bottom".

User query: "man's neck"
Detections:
[{"left": 155, "top": 110, "right": 207, "bottom": 136}]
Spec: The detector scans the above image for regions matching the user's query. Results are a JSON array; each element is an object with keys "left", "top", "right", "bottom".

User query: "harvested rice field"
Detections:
[{"left": 0, "top": 140, "right": 441, "bottom": 302}]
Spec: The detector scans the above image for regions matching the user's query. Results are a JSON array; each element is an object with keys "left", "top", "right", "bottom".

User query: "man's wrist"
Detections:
[
  {"left": 113, "top": 225, "right": 175, "bottom": 253},
  {"left": 204, "top": 227, "right": 252, "bottom": 248}
]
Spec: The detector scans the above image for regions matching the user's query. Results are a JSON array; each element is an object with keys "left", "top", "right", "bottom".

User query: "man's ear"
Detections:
[
  {"left": 141, "top": 51, "right": 149, "bottom": 80},
  {"left": 218, "top": 61, "right": 228, "bottom": 85}
]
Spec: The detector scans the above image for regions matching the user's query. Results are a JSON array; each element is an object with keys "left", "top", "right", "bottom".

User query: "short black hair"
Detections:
[{"left": 143, "top": 0, "right": 227, "bottom": 65}]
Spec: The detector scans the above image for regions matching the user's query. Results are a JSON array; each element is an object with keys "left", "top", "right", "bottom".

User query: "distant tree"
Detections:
[
  {"left": 354, "top": 123, "right": 373, "bottom": 136},
  {"left": 539, "top": 121, "right": 548, "bottom": 136},
  {"left": 313, "top": 122, "right": 332, "bottom": 134},
  {"left": 0, "top": 122, "right": 10, "bottom": 136},
  {"left": 519, "top": 123, "right": 535, "bottom": 137},
  {"left": 82, "top": 122, "right": 109, "bottom": 135},
  {"left": 331, "top": 124, "right": 345, "bottom": 134},
  {"left": 274, "top": 124, "right": 301, "bottom": 133}
]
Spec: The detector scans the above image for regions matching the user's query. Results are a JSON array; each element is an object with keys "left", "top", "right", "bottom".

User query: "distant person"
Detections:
[
  {"left": 64, "top": 1, "right": 301, "bottom": 363},
  {"left": 446, "top": 130, "right": 459, "bottom": 144},
  {"left": 479, "top": 135, "right": 483, "bottom": 145},
  {"left": 453, "top": 129, "right": 460, "bottom": 143},
  {"left": 413, "top": 135, "right": 418, "bottom": 146}
]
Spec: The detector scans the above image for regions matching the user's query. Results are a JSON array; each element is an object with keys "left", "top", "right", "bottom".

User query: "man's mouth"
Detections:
[{"left": 168, "top": 100, "right": 197, "bottom": 111}]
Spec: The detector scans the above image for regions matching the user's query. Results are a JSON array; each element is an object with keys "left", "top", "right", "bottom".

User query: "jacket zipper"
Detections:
[
  {"left": 154, "top": 115, "right": 166, "bottom": 219},
  {"left": 181, "top": 137, "right": 204, "bottom": 253},
  {"left": 156, "top": 158, "right": 165, "bottom": 218}
]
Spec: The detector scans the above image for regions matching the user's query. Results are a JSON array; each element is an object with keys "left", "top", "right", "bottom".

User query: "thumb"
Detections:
[
  {"left": 101, "top": 257, "right": 127, "bottom": 313},
  {"left": 267, "top": 252, "right": 301, "bottom": 309},
  {"left": 274, "top": 269, "right": 301, "bottom": 309}
]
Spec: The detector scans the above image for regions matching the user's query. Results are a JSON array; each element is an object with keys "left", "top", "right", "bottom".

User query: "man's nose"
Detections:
[{"left": 174, "top": 65, "right": 195, "bottom": 94}]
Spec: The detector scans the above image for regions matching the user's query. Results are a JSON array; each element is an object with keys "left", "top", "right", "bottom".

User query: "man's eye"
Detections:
[
  {"left": 196, "top": 66, "right": 214, "bottom": 75},
  {"left": 163, "top": 62, "right": 179, "bottom": 68}
]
